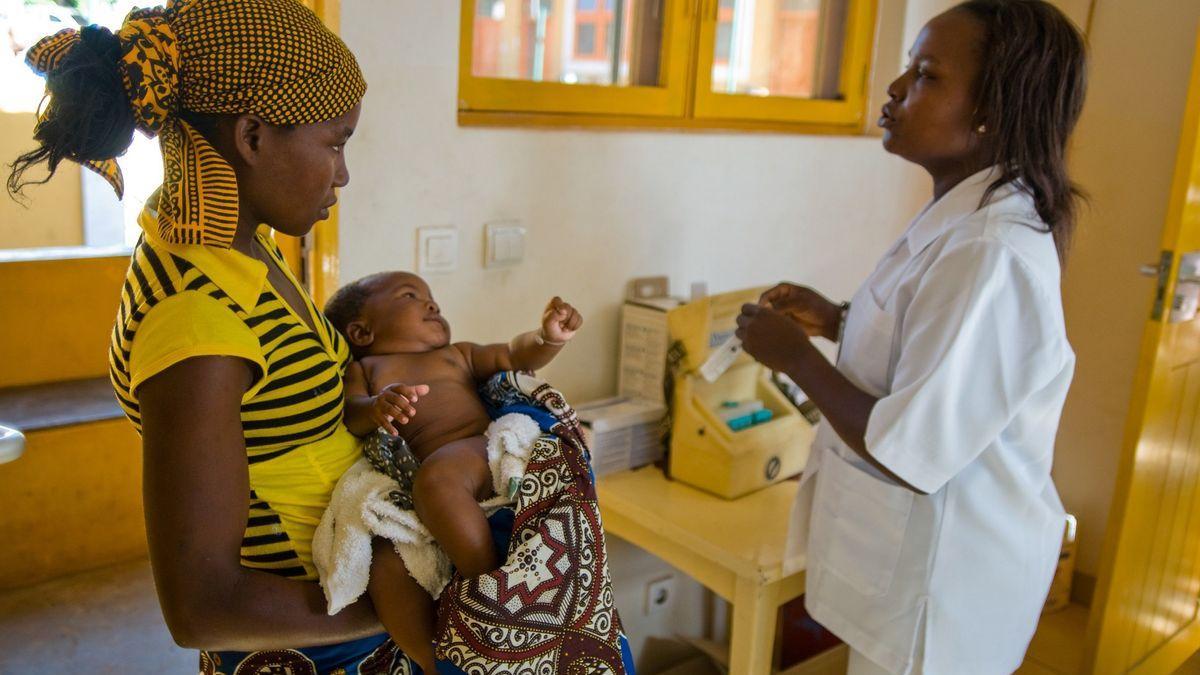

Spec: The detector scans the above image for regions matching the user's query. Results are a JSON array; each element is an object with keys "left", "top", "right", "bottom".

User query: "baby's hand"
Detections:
[
  {"left": 371, "top": 383, "right": 430, "bottom": 436},
  {"left": 541, "top": 296, "right": 583, "bottom": 344}
]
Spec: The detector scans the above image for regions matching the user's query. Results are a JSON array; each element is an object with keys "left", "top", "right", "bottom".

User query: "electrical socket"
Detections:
[{"left": 644, "top": 575, "right": 677, "bottom": 617}]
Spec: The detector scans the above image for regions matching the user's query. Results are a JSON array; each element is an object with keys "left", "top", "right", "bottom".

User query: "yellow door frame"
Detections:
[{"left": 275, "top": 0, "right": 343, "bottom": 308}]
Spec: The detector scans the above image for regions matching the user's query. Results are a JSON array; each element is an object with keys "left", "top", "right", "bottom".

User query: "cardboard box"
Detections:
[{"left": 618, "top": 277, "right": 684, "bottom": 405}]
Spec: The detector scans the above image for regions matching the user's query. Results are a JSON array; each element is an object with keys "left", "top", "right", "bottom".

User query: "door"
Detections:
[{"left": 1084, "top": 27, "right": 1200, "bottom": 675}]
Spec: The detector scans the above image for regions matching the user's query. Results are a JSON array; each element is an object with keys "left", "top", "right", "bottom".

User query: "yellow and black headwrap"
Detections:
[{"left": 25, "top": 0, "right": 366, "bottom": 248}]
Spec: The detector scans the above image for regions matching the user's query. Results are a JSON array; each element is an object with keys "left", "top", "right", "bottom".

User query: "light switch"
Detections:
[
  {"left": 417, "top": 226, "right": 458, "bottom": 274},
  {"left": 484, "top": 221, "right": 526, "bottom": 268}
]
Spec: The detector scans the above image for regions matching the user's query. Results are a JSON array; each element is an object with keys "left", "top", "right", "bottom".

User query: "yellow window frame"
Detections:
[
  {"left": 457, "top": 0, "right": 878, "bottom": 133},
  {"left": 692, "top": 0, "right": 877, "bottom": 127},
  {"left": 458, "top": 0, "right": 693, "bottom": 118}
]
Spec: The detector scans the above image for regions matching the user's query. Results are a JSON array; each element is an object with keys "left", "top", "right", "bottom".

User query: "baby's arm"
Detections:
[
  {"left": 455, "top": 297, "right": 583, "bottom": 381},
  {"left": 342, "top": 361, "right": 429, "bottom": 437}
]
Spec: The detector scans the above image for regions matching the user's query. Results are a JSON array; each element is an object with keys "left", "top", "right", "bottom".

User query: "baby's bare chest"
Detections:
[
  {"left": 362, "top": 348, "right": 490, "bottom": 454},
  {"left": 364, "top": 348, "right": 469, "bottom": 391}
]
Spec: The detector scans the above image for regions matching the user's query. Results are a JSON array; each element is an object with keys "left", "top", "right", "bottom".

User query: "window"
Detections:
[
  {"left": 694, "top": 0, "right": 871, "bottom": 125},
  {"left": 576, "top": 23, "right": 597, "bottom": 58},
  {"left": 0, "top": 0, "right": 162, "bottom": 258},
  {"left": 0, "top": 0, "right": 342, "bottom": 308},
  {"left": 465, "top": 0, "right": 667, "bottom": 105},
  {"left": 458, "top": 0, "right": 877, "bottom": 131}
]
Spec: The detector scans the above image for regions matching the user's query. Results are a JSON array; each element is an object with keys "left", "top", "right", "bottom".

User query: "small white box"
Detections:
[
  {"left": 577, "top": 397, "right": 667, "bottom": 477},
  {"left": 484, "top": 221, "right": 526, "bottom": 268},
  {"left": 417, "top": 226, "right": 458, "bottom": 274}
]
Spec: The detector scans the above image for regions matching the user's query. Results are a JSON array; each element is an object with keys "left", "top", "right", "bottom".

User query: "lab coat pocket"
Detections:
[
  {"left": 839, "top": 296, "right": 897, "bottom": 397},
  {"left": 818, "top": 453, "right": 914, "bottom": 597}
]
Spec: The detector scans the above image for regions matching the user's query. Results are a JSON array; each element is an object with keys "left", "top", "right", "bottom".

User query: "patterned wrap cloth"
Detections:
[
  {"left": 24, "top": 0, "right": 365, "bottom": 248},
  {"left": 434, "top": 372, "right": 634, "bottom": 674}
]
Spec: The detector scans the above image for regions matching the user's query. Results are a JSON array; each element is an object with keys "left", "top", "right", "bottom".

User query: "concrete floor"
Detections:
[
  {"left": 0, "top": 558, "right": 192, "bottom": 673},
  {"left": 5, "top": 558, "right": 1200, "bottom": 674}
]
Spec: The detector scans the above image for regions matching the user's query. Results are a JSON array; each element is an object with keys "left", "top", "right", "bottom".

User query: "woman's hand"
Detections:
[
  {"left": 759, "top": 283, "right": 842, "bottom": 341},
  {"left": 541, "top": 296, "right": 583, "bottom": 344},
  {"left": 372, "top": 383, "right": 430, "bottom": 435},
  {"left": 736, "top": 303, "right": 812, "bottom": 374}
]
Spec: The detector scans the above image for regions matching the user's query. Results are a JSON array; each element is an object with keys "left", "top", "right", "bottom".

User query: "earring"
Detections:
[{"left": 976, "top": 124, "right": 988, "bottom": 134}]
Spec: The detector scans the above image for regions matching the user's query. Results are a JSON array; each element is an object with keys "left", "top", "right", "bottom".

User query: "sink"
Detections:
[{"left": 0, "top": 425, "right": 25, "bottom": 464}]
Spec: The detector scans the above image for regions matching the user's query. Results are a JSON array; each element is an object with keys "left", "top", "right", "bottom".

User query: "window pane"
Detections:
[
  {"left": 472, "top": 0, "right": 662, "bottom": 87},
  {"left": 710, "top": 0, "right": 845, "bottom": 100},
  {"left": 715, "top": 23, "right": 732, "bottom": 62},
  {"left": 0, "top": 0, "right": 162, "bottom": 254}
]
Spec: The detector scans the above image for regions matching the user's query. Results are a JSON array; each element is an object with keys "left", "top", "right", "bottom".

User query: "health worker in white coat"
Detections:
[{"left": 735, "top": 1, "right": 1088, "bottom": 673}]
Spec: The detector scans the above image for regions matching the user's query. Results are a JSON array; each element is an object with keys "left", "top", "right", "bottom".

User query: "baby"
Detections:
[{"left": 323, "top": 271, "right": 582, "bottom": 671}]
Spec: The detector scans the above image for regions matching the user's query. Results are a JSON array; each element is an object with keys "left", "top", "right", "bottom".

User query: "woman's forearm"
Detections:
[
  {"left": 784, "top": 341, "right": 925, "bottom": 493},
  {"left": 163, "top": 565, "right": 382, "bottom": 651}
]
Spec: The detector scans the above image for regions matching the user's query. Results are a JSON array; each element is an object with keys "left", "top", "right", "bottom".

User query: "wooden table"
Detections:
[{"left": 597, "top": 466, "right": 807, "bottom": 675}]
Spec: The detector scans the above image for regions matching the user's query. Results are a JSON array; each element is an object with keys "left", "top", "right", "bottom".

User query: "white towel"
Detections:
[
  {"left": 483, "top": 412, "right": 542, "bottom": 504},
  {"left": 312, "top": 413, "right": 542, "bottom": 615}
]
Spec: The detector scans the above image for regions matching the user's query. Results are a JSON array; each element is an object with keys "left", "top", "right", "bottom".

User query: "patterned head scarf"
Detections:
[{"left": 25, "top": 0, "right": 366, "bottom": 248}]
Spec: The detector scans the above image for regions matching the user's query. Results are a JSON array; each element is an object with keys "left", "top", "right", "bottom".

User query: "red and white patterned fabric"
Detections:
[{"left": 434, "top": 372, "right": 633, "bottom": 674}]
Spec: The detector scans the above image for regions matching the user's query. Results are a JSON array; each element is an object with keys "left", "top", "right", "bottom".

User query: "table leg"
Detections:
[{"left": 730, "top": 576, "right": 782, "bottom": 675}]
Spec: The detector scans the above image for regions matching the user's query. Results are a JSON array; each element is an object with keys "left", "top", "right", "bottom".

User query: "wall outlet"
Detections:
[{"left": 644, "top": 575, "right": 677, "bottom": 617}]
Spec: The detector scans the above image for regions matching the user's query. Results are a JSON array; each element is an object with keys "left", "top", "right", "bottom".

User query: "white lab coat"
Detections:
[{"left": 785, "top": 168, "right": 1074, "bottom": 674}]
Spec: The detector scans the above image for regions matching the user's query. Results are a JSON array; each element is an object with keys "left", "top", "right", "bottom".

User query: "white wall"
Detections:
[{"left": 339, "top": 0, "right": 928, "bottom": 662}]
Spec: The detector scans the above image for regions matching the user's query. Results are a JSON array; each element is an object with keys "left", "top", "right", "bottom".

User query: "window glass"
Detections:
[{"left": 1, "top": 0, "right": 163, "bottom": 256}]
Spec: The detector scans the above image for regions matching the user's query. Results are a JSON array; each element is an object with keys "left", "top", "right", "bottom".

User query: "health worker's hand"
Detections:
[
  {"left": 735, "top": 303, "right": 811, "bottom": 373},
  {"left": 759, "top": 283, "right": 842, "bottom": 341}
]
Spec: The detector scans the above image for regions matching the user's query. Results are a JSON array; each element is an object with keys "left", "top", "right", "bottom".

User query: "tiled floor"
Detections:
[{"left": 3, "top": 562, "right": 1200, "bottom": 674}]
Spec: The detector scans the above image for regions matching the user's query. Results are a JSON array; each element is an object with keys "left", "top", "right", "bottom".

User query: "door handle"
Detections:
[{"left": 1140, "top": 263, "right": 1161, "bottom": 277}]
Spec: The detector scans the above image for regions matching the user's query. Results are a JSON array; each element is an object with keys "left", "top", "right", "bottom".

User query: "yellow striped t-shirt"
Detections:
[{"left": 109, "top": 202, "right": 360, "bottom": 580}]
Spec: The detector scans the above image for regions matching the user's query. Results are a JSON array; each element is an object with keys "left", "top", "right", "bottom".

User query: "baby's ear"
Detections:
[{"left": 346, "top": 320, "right": 374, "bottom": 348}]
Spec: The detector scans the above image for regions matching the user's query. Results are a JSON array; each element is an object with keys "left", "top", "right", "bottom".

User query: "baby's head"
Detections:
[{"left": 325, "top": 271, "right": 451, "bottom": 358}]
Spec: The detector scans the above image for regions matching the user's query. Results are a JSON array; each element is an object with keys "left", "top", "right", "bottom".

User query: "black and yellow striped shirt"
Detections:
[{"left": 109, "top": 201, "right": 360, "bottom": 580}]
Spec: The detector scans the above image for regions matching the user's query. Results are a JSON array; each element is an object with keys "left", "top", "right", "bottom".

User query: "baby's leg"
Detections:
[
  {"left": 368, "top": 538, "right": 436, "bottom": 672},
  {"left": 413, "top": 435, "right": 497, "bottom": 578}
]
